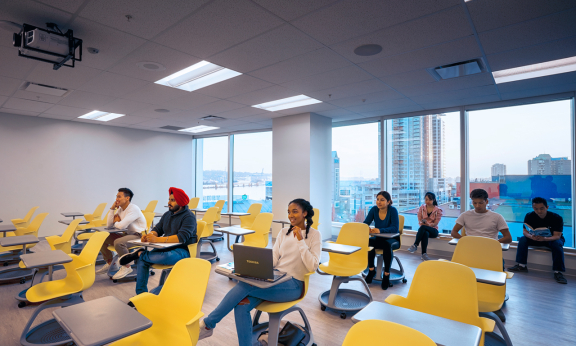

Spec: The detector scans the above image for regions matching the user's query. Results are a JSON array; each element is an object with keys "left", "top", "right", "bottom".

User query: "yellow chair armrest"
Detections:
[
  {"left": 506, "top": 272, "right": 514, "bottom": 279},
  {"left": 368, "top": 246, "right": 374, "bottom": 251},
  {"left": 129, "top": 293, "right": 162, "bottom": 317},
  {"left": 11, "top": 218, "right": 24, "bottom": 224},
  {"left": 84, "top": 214, "right": 94, "bottom": 222},
  {"left": 325, "top": 241, "right": 334, "bottom": 244},
  {"left": 46, "top": 236, "right": 65, "bottom": 245},
  {"left": 480, "top": 317, "right": 495, "bottom": 333},
  {"left": 185, "top": 311, "right": 205, "bottom": 344},
  {"left": 384, "top": 294, "right": 407, "bottom": 306},
  {"left": 19, "top": 260, "right": 26, "bottom": 269}
]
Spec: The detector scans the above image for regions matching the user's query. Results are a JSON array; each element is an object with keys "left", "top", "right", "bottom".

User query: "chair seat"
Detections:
[
  {"left": 151, "top": 264, "right": 174, "bottom": 270},
  {"left": 319, "top": 262, "right": 363, "bottom": 277},
  {"left": 374, "top": 241, "right": 400, "bottom": 255},
  {"left": 1, "top": 231, "right": 15, "bottom": 237},
  {"left": 26, "top": 278, "right": 80, "bottom": 303},
  {"left": 257, "top": 297, "right": 303, "bottom": 313},
  {"left": 77, "top": 232, "right": 94, "bottom": 241},
  {"left": 478, "top": 300, "right": 503, "bottom": 313}
]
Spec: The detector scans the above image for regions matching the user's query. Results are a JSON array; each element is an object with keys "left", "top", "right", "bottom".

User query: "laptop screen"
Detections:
[{"left": 233, "top": 245, "right": 274, "bottom": 280}]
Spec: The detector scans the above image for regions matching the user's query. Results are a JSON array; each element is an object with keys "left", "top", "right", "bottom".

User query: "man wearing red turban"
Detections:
[{"left": 119, "top": 187, "right": 197, "bottom": 295}]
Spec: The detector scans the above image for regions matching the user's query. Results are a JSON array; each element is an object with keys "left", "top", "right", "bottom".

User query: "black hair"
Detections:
[
  {"left": 376, "top": 191, "right": 393, "bottom": 206},
  {"left": 532, "top": 197, "right": 548, "bottom": 207},
  {"left": 118, "top": 187, "right": 134, "bottom": 202},
  {"left": 286, "top": 198, "right": 314, "bottom": 239},
  {"left": 424, "top": 192, "right": 438, "bottom": 206},
  {"left": 470, "top": 188, "right": 488, "bottom": 201}
]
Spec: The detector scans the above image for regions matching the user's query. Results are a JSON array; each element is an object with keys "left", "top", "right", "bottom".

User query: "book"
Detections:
[
  {"left": 217, "top": 262, "right": 235, "bottom": 274},
  {"left": 524, "top": 223, "right": 552, "bottom": 237}
]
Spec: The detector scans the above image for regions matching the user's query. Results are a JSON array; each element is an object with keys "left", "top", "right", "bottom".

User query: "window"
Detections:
[
  {"left": 331, "top": 122, "right": 381, "bottom": 225},
  {"left": 196, "top": 136, "right": 228, "bottom": 210},
  {"left": 385, "top": 112, "right": 461, "bottom": 233},
  {"left": 468, "top": 100, "right": 573, "bottom": 247},
  {"left": 232, "top": 132, "right": 272, "bottom": 213}
]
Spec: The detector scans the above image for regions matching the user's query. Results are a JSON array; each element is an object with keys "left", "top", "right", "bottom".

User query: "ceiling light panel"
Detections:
[
  {"left": 79, "top": 110, "right": 125, "bottom": 121},
  {"left": 179, "top": 125, "right": 220, "bottom": 133},
  {"left": 252, "top": 95, "right": 322, "bottom": 112},
  {"left": 492, "top": 56, "right": 576, "bottom": 84},
  {"left": 155, "top": 60, "right": 242, "bottom": 92}
]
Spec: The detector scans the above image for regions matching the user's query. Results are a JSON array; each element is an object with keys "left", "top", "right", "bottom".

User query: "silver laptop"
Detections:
[{"left": 233, "top": 245, "right": 286, "bottom": 282}]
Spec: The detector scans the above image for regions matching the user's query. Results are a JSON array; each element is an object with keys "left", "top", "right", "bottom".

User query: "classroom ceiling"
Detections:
[{"left": 0, "top": 0, "right": 575, "bottom": 136}]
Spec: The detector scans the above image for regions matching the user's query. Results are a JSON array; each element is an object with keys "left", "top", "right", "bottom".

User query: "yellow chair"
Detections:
[
  {"left": 73, "top": 211, "right": 110, "bottom": 254},
  {"left": 239, "top": 203, "right": 262, "bottom": 228},
  {"left": 312, "top": 207, "right": 320, "bottom": 229},
  {"left": 318, "top": 222, "right": 372, "bottom": 319},
  {"left": 83, "top": 202, "right": 107, "bottom": 222},
  {"left": 374, "top": 214, "right": 407, "bottom": 287},
  {"left": 450, "top": 236, "right": 513, "bottom": 346},
  {"left": 1, "top": 212, "right": 49, "bottom": 257},
  {"left": 253, "top": 272, "right": 315, "bottom": 345},
  {"left": 233, "top": 212, "right": 273, "bottom": 249},
  {"left": 385, "top": 260, "right": 495, "bottom": 346},
  {"left": 342, "top": 320, "right": 436, "bottom": 346},
  {"left": 111, "top": 258, "right": 211, "bottom": 346},
  {"left": 188, "top": 197, "right": 200, "bottom": 210},
  {"left": 206, "top": 199, "right": 225, "bottom": 242},
  {"left": 197, "top": 207, "right": 220, "bottom": 261},
  {"left": 10, "top": 206, "right": 39, "bottom": 230},
  {"left": 46, "top": 218, "right": 84, "bottom": 254},
  {"left": 20, "top": 232, "right": 109, "bottom": 346},
  {"left": 143, "top": 200, "right": 158, "bottom": 213}
]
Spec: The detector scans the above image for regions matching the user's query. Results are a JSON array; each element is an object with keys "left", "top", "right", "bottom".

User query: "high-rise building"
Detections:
[
  {"left": 331, "top": 151, "right": 340, "bottom": 204},
  {"left": 552, "top": 157, "right": 571, "bottom": 175},
  {"left": 528, "top": 154, "right": 572, "bottom": 175},
  {"left": 491, "top": 163, "right": 506, "bottom": 176}
]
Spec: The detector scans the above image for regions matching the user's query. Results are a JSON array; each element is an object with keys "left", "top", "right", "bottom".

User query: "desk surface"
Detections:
[
  {"left": 61, "top": 212, "right": 84, "bottom": 218},
  {"left": 449, "top": 238, "right": 510, "bottom": 251},
  {"left": 352, "top": 302, "right": 481, "bottom": 346},
  {"left": 59, "top": 219, "right": 89, "bottom": 225},
  {"left": 215, "top": 268, "right": 292, "bottom": 289},
  {"left": 322, "top": 242, "right": 361, "bottom": 255},
  {"left": 20, "top": 250, "right": 72, "bottom": 269},
  {"left": 215, "top": 227, "right": 255, "bottom": 236},
  {"left": 91, "top": 226, "right": 127, "bottom": 234},
  {"left": 470, "top": 267, "right": 506, "bottom": 286},
  {"left": 221, "top": 212, "right": 250, "bottom": 216},
  {"left": 154, "top": 212, "right": 163, "bottom": 218},
  {"left": 0, "top": 218, "right": 3, "bottom": 223},
  {"left": 0, "top": 235, "right": 39, "bottom": 247},
  {"left": 53, "top": 296, "right": 152, "bottom": 346},
  {"left": 373, "top": 232, "right": 400, "bottom": 238},
  {"left": 0, "top": 224, "right": 17, "bottom": 233},
  {"left": 191, "top": 208, "right": 208, "bottom": 212}
]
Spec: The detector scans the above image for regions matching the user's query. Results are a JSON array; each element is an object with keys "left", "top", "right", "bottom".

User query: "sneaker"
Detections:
[
  {"left": 119, "top": 249, "right": 143, "bottom": 266},
  {"left": 112, "top": 266, "right": 133, "bottom": 280},
  {"left": 507, "top": 264, "right": 528, "bottom": 273},
  {"left": 421, "top": 253, "right": 431, "bottom": 261},
  {"left": 554, "top": 272, "right": 567, "bottom": 284},
  {"left": 408, "top": 244, "right": 417, "bottom": 253},
  {"left": 199, "top": 320, "right": 213, "bottom": 340},
  {"left": 95, "top": 262, "right": 110, "bottom": 274}
]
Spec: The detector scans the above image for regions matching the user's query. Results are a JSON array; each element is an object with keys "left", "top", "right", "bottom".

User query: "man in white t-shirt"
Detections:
[{"left": 451, "top": 189, "right": 512, "bottom": 244}]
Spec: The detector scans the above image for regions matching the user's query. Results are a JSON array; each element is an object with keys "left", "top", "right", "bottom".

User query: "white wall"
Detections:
[
  {"left": 309, "top": 113, "right": 332, "bottom": 240},
  {"left": 0, "top": 112, "right": 193, "bottom": 237}
]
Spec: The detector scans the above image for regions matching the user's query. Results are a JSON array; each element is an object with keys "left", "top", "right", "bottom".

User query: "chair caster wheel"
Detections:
[
  {"left": 320, "top": 305, "right": 326, "bottom": 311},
  {"left": 402, "top": 278, "right": 407, "bottom": 283},
  {"left": 216, "top": 257, "right": 220, "bottom": 261},
  {"left": 340, "top": 313, "right": 346, "bottom": 319},
  {"left": 20, "top": 279, "right": 26, "bottom": 284},
  {"left": 150, "top": 271, "right": 155, "bottom": 275},
  {"left": 18, "top": 302, "right": 27, "bottom": 308},
  {"left": 113, "top": 279, "right": 118, "bottom": 283}
]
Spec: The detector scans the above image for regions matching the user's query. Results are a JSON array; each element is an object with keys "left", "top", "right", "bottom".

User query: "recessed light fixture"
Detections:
[
  {"left": 492, "top": 56, "right": 576, "bottom": 84},
  {"left": 354, "top": 44, "right": 383, "bottom": 57},
  {"left": 137, "top": 61, "right": 166, "bottom": 71},
  {"left": 178, "top": 125, "right": 220, "bottom": 133},
  {"left": 252, "top": 95, "right": 322, "bottom": 112},
  {"left": 78, "top": 110, "right": 125, "bottom": 121},
  {"left": 155, "top": 60, "right": 241, "bottom": 92}
]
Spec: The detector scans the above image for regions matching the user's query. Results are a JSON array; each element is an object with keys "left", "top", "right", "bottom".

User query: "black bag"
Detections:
[{"left": 278, "top": 321, "right": 307, "bottom": 346}]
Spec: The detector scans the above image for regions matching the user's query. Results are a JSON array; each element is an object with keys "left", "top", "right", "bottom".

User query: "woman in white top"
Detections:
[{"left": 199, "top": 199, "right": 322, "bottom": 346}]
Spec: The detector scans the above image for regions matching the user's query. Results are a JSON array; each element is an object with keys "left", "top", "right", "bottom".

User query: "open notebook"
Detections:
[{"left": 128, "top": 239, "right": 182, "bottom": 249}]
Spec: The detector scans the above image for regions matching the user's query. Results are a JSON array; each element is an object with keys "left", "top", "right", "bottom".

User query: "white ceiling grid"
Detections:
[{"left": 0, "top": 0, "right": 573, "bottom": 136}]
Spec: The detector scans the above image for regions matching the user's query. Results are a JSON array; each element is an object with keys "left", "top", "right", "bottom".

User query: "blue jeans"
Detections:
[
  {"left": 515, "top": 236, "right": 565, "bottom": 272},
  {"left": 204, "top": 278, "right": 304, "bottom": 346},
  {"left": 135, "top": 248, "right": 190, "bottom": 294}
]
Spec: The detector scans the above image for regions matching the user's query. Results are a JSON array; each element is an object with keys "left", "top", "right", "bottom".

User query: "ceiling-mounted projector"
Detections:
[{"left": 12, "top": 23, "right": 82, "bottom": 70}]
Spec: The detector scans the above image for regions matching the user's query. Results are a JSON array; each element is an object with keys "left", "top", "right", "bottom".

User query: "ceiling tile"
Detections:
[
  {"left": 396, "top": 73, "right": 495, "bottom": 97},
  {"left": 0, "top": 108, "right": 40, "bottom": 117},
  {"left": 0, "top": 77, "right": 24, "bottom": 96},
  {"left": 157, "top": 93, "right": 219, "bottom": 111},
  {"left": 280, "top": 65, "right": 374, "bottom": 93},
  {"left": 3, "top": 97, "right": 54, "bottom": 112},
  {"left": 214, "top": 106, "right": 269, "bottom": 120},
  {"left": 122, "top": 83, "right": 189, "bottom": 104},
  {"left": 306, "top": 79, "right": 394, "bottom": 101},
  {"left": 77, "top": 72, "right": 150, "bottom": 97},
  {"left": 209, "top": 24, "right": 323, "bottom": 73},
  {"left": 227, "top": 85, "right": 299, "bottom": 106},
  {"left": 99, "top": 98, "right": 151, "bottom": 114},
  {"left": 249, "top": 48, "right": 351, "bottom": 84},
  {"left": 192, "top": 100, "right": 246, "bottom": 114},
  {"left": 410, "top": 85, "right": 499, "bottom": 104},
  {"left": 329, "top": 5, "right": 473, "bottom": 64},
  {"left": 291, "top": 0, "right": 460, "bottom": 45},
  {"left": 106, "top": 114, "right": 151, "bottom": 125},
  {"left": 79, "top": 0, "right": 210, "bottom": 39},
  {"left": 252, "top": 0, "right": 339, "bottom": 21},
  {"left": 0, "top": 46, "right": 39, "bottom": 79},
  {"left": 345, "top": 98, "right": 415, "bottom": 113},
  {"left": 36, "top": 0, "right": 83, "bottom": 13},
  {"left": 314, "top": 108, "right": 358, "bottom": 118},
  {"left": 195, "top": 75, "right": 273, "bottom": 99},
  {"left": 39, "top": 113, "right": 78, "bottom": 120},
  {"left": 378, "top": 69, "right": 437, "bottom": 88},
  {"left": 500, "top": 81, "right": 576, "bottom": 101},
  {"left": 275, "top": 102, "right": 338, "bottom": 115},
  {"left": 237, "top": 113, "right": 278, "bottom": 123},
  {"left": 0, "top": 95, "right": 7, "bottom": 106},
  {"left": 43, "top": 104, "right": 91, "bottom": 117},
  {"left": 12, "top": 90, "right": 65, "bottom": 104},
  {"left": 358, "top": 36, "right": 482, "bottom": 77},
  {"left": 153, "top": 0, "right": 284, "bottom": 58},
  {"left": 26, "top": 64, "right": 102, "bottom": 90},
  {"left": 57, "top": 90, "right": 116, "bottom": 109},
  {"left": 128, "top": 104, "right": 188, "bottom": 118},
  {"left": 365, "top": 104, "right": 424, "bottom": 117},
  {"left": 421, "top": 94, "right": 501, "bottom": 110},
  {"left": 327, "top": 89, "right": 407, "bottom": 107}
]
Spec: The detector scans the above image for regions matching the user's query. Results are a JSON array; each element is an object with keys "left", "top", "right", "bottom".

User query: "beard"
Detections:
[{"left": 169, "top": 204, "right": 180, "bottom": 212}]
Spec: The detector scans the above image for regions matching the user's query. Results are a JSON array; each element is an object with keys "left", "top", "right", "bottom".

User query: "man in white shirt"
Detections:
[
  {"left": 96, "top": 187, "right": 147, "bottom": 279},
  {"left": 451, "top": 188, "right": 512, "bottom": 244}
]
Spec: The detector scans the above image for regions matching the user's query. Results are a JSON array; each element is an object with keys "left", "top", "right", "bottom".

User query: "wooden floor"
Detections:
[{"left": 1, "top": 238, "right": 575, "bottom": 346}]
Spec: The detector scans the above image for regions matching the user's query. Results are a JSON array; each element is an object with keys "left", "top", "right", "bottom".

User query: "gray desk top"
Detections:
[
  {"left": 59, "top": 219, "right": 89, "bottom": 225},
  {"left": 91, "top": 226, "right": 128, "bottom": 234},
  {"left": 221, "top": 212, "right": 250, "bottom": 216},
  {"left": 373, "top": 232, "right": 400, "bottom": 238},
  {"left": 273, "top": 220, "right": 290, "bottom": 224},
  {"left": 322, "top": 242, "right": 361, "bottom": 255},
  {"left": 191, "top": 208, "right": 208, "bottom": 212},
  {"left": 154, "top": 212, "right": 163, "bottom": 218},
  {"left": 215, "top": 227, "right": 255, "bottom": 236},
  {"left": 61, "top": 212, "right": 84, "bottom": 218},
  {"left": 215, "top": 268, "right": 292, "bottom": 289},
  {"left": 448, "top": 238, "right": 510, "bottom": 250},
  {"left": 352, "top": 302, "right": 481, "bottom": 346},
  {"left": 53, "top": 296, "right": 152, "bottom": 346},
  {"left": 470, "top": 267, "right": 507, "bottom": 286},
  {"left": 20, "top": 250, "right": 72, "bottom": 269},
  {"left": 0, "top": 235, "right": 39, "bottom": 247},
  {"left": 0, "top": 224, "right": 17, "bottom": 233}
]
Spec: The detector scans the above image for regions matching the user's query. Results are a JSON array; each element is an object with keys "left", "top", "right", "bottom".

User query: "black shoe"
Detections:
[
  {"left": 507, "top": 264, "right": 528, "bottom": 273},
  {"left": 127, "top": 301, "right": 135, "bottom": 308},
  {"left": 381, "top": 274, "right": 390, "bottom": 290},
  {"left": 365, "top": 269, "right": 376, "bottom": 284},
  {"left": 119, "top": 249, "right": 144, "bottom": 266},
  {"left": 554, "top": 272, "right": 567, "bottom": 284}
]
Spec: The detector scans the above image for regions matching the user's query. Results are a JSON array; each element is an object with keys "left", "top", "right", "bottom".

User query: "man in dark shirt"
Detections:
[
  {"left": 507, "top": 197, "right": 566, "bottom": 284},
  {"left": 119, "top": 187, "right": 197, "bottom": 294}
]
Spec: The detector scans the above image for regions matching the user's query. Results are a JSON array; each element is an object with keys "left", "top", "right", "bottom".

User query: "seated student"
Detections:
[
  {"left": 408, "top": 192, "right": 443, "bottom": 261},
  {"left": 507, "top": 197, "right": 567, "bottom": 284},
  {"left": 96, "top": 187, "right": 147, "bottom": 280},
  {"left": 363, "top": 191, "right": 400, "bottom": 290},
  {"left": 199, "top": 199, "right": 321, "bottom": 346},
  {"left": 119, "top": 187, "right": 196, "bottom": 295},
  {"left": 451, "top": 188, "right": 512, "bottom": 244}
]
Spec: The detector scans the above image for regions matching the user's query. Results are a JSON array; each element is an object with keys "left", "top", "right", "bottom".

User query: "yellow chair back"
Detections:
[
  {"left": 242, "top": 213, "right": 273, "bottom": 248},
  {"left": 144, "top": 200, "right": 158, "bottom": 213},
  {"left": 320, "top": 222, "right": 369, "bottom": 277},
  {"left": 11, "top": 206, "right": 39, "bottom": 227},
  {"left": 46, "top": 218, "right": 83, "bottom": 253},
  {"left": 343, "top": 320, "right": 436, "bottom": 346},
  {"left": 257, "top": 272, "right": 314, "bottom": 313},
  {"left": 312, "top": 208, "right": 320, "bottom": 229},
  {"left": 84, "top": 203, "right": 106, "bottom": 222},
  {"left": 143, "top": 212, "right": 155, "bottom": 232},
  {"left": 385, "top": 260, "right": 494, "bottom": 346},
  {"left": 213, "top": 200, "right": 225, "bottom": 222},
  {"left": 200, "top": 207, "right": 219, "bottom": 238},
  {"left": 2, "top": 213, "right": 49, "bottom": 252},
  {"left": 188, "top": 197, "right": 200, "bottom": 210},
  {"left": 240, "top": 203, "right": 262, "bottom": 228},
  {"left": 397, "top": 214, "right": 405, "bottom": 247}
]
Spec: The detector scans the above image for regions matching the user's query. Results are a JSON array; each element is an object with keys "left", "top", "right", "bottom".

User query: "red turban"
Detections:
[{"left": 169, "top": 187, "right": 190, "bottom": 207}]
